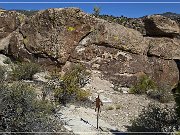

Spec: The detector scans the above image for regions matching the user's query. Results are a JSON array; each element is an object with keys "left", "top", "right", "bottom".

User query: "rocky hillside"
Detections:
[
  {"left": 161, "top": 12, "right": 180, "bottom": 23},
  {"left": 98, "top": 12, "right": 180, "bottom": 36},
  {"left": 1, "top": 8, "right": 180, "bottom": 134},
  {"left": 0, "top": 8, "right": 180, "bottom": 91}
]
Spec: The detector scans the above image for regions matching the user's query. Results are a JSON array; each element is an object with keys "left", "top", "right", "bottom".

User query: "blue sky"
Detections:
[{"left": 0, "top": 0, "right": 180, "bottom": 18}]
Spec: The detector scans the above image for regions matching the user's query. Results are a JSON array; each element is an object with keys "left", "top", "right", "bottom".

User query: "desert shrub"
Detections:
[
  {"left": 127, "top": 103, "right": 179, "bottom": 133},
  {"left": 63, "top": 64, "right": 90, "bottom": 88},
  {"left": 0, "top": 82, "right": 60, "bottom": 132},
  {"left": 68, "top": 26, "right": 75, "bottom": 31},
  {"left": 11, "top": 62, "right": 41, "bottom": 80},
  {"left": 130, "top": 75, "right": 157, "bottom": 94},
  {"left": 130, "top": 75, "right": 173, "bottom": 103},
  {"left": 44, "top": 64, "right": 91, "bottom": 104},
  {"left": 113, "top": 83, "right": 123, "bottom": 93},
  {"left": 0, "top": 66, "right": 6, "bottom": 82},
  {"left": 59, "top": 64, "right": 90, "bottom": 102},
  {"left": 147, "top": 88, "right": 173, "bottom": 103},
  {"left": 119, "top": 17, "right": 127, "bottom": 23},
  {"left": 42, "top": 78, "right": 60, "bottom": 101}
]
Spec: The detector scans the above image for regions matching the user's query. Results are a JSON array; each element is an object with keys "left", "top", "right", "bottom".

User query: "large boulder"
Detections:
[
  {"left": 144, "top": 15, "right": 180, "bottom": 37},
  {"left": 0, "top": 8, "right": 179, "bottom": 89},
  {"left": 18, "top": 8, "right": 97, "bottom": 64},
  {"left": 0, "top": 10, "right": 25, "bottom": 51},
  {"left": 0, "top": 10, "right": 24, "bottom": 39},
  {"left": 81, "top": 21, "right": 148, "bottom": 55},
  {"left": 147, "top": 37, "right": 180, "bottom": 59},
  {"left": 10, "top": 8, "right": 148, "bottom": 65}
]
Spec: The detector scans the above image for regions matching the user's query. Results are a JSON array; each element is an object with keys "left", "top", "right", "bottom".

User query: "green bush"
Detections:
[
  {"left": 52, "top": 64, "right": 91, "bottom": 104},
  {"left": 0, "top": 82, "right": 60, "bottom": 132},
  {"left": 127, "top": 103, "right": 179, "bottom": 133},
  {"left": 130, "top": 75, "right": 173, "bottom": 103},
  {"left": 130, "top": 75, "right": 157, "bottom": 94},
  {"left": 11, "top": 62, "right": 41, "bottom": 80},
  {"left": 63, "top": 64, "right": 90, "bottom": 88}
]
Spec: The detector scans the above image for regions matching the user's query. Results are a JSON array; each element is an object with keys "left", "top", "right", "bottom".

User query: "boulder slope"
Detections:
[{"left": 0, "top": 8, "right": 179, "bottom": 89}]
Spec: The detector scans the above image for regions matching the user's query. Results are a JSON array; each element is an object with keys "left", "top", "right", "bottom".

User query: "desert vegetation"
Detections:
[
  {"left": 11, "top": 62, "right": 42, "bottom": 80},
  {"left": 0, "top": 61, "right": 92, "bottom": 132},
  {"left": 0, "top": 82, "right": 61, "bottom": 132},
  {"left": 127, "top": 103, "right": 179, "bottom": 133},
  {"left": 0, "top": 62, "right": 61, "bottom": 132},
  {"left": 130, "top": 75, "right": 174, "bottom": 103},
  {"left": 50, "top": 64, "right": 91, "bottom": 104},
  {"left": 0, "top": 7, "right": 180, "bottom": 134}
]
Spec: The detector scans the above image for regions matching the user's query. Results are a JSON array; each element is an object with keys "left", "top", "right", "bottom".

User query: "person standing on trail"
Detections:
[{"left": 95, "top": 94, "right": 103, "bottom": 113}]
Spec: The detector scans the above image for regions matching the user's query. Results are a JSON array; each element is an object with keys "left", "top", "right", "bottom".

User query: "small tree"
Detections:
[{"left": 93, "top": 6, "right": 100, "bottom": 16}]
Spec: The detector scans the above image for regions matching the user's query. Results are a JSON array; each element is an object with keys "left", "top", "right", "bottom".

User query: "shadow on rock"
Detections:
[{"left": 109, "top": 129, "right": 127, "bottom": 135}]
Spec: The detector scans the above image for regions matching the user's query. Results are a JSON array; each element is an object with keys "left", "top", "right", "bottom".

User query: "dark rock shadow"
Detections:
[{"left": 109, "top": 129, "right": 127, "bottom": 135}]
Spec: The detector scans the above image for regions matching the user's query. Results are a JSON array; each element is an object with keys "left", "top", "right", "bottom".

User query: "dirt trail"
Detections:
[
  {"left": 58, "top": 70, "right": 174, "bottom": 134},
  {"left": 59, "top": 105, "right": 116, "bottom": 135}
]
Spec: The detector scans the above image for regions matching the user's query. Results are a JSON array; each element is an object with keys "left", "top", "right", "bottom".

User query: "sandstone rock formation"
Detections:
[{"left": 0, "top": 8, "right": 179, "bottom": 90}]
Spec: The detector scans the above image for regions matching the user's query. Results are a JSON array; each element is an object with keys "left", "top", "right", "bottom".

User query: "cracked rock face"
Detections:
[
  {"left": 70, "top": 45, "right": 178, "bottom": 88},
  {"left": 0, "top": 8, "right": 179, "bottom": 89}
]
